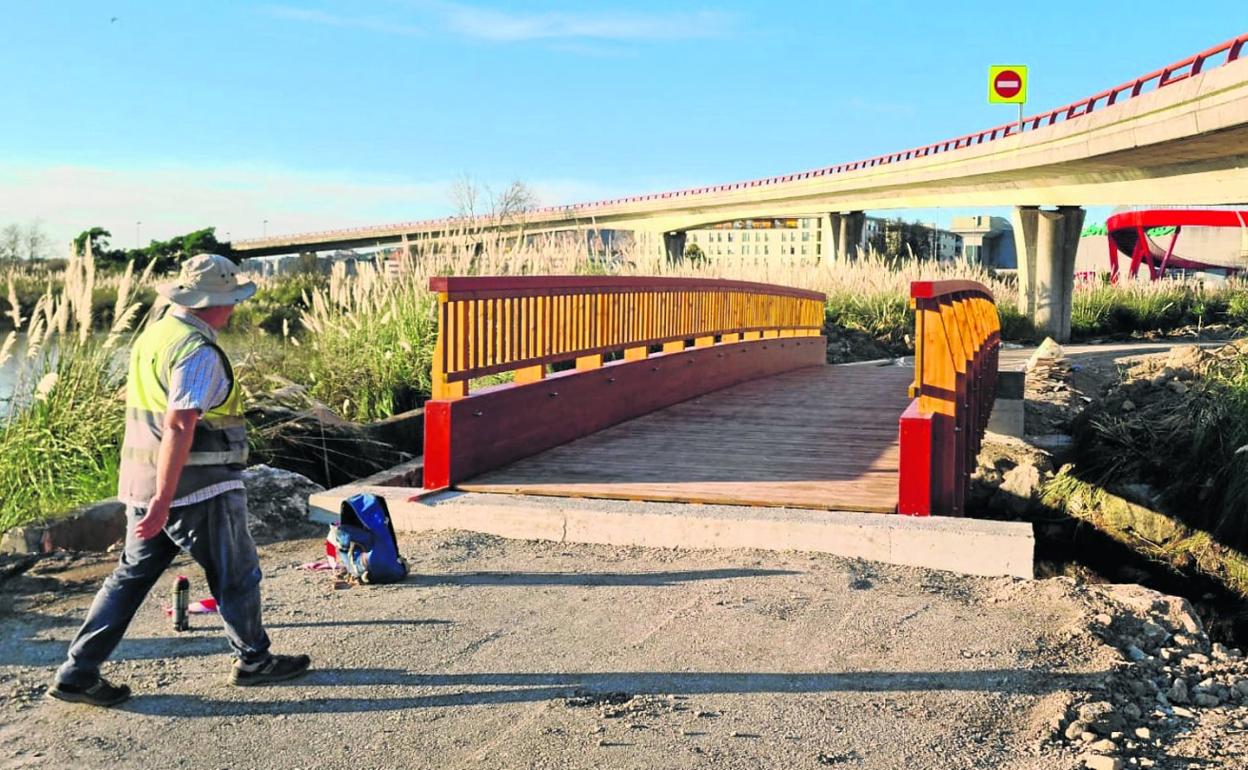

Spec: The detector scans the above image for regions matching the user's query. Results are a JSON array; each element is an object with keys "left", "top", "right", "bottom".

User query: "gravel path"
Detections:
[{"left": 0, "top": 532, "right": 1238, "bottom": 769}]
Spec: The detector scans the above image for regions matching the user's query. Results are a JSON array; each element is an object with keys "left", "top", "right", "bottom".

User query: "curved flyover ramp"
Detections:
[{"left": 1096, "top": 208, "right": 1248, "bottom": 278}]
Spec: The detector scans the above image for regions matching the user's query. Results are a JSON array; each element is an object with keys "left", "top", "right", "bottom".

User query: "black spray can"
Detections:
[{"left": 173, "top": 575, "right": 190, "bottom": 632}]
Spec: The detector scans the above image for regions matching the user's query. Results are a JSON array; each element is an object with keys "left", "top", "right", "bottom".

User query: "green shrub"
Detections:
[
  {"left": 1227, "top": 290, "right": 1248, "bottom": 327},
  {"left": 997, "top": 303, "right": 1034, "bottom": 341},
  {"left": 1070, "top": 281, "right": 1248, "bottom": 339},
  {"left": 1070, "top": 348, "right": 1248, "bottom": 550},
  {"left": 825, "top": 291, "right": 912, "bottom": 347},
  {"left": 230, "top": 273, "right": 328, "bottom": 335},
  {"left": 0, "top": 342, "right": 127, "bottom": 532},
  {"left": 299, "top": 266, "right": 437, "bottom": 421}
]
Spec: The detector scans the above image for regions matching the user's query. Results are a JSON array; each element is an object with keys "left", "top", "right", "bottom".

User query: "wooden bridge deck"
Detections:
[{"left": 458, "top": 364, "right": 915, "bottom": 513}]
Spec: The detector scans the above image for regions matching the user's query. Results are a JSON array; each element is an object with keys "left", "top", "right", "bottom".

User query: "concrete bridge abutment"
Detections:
[{"left": 1012, "top": 205, "right": 1085, "bottom": 343}]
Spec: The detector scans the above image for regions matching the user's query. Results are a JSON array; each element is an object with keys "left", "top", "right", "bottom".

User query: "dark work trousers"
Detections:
[{"left": 56, "top": 489, "right": 271, "bottom": 687}]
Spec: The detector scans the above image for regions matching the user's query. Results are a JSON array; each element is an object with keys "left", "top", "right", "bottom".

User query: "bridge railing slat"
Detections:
[
  {"left": 429, "top": 276, "right": 826, "bottom": 398},
  {"left": 899, "top": 280, "right": 1000, "bottom": 517}
]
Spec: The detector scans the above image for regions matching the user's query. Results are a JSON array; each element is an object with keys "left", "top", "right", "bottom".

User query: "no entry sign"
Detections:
[
  {"left": 994, "top": 70, "right": 1022, "bottom": 98},
  {"left": 988, "top": 65, "right": 1028, "bottom": 104}
]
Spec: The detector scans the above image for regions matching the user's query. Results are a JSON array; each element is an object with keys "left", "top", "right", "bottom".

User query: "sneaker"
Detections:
[
  {"left": 229, "top": 654, "right": 311, "bottom": 687},
  {"left": 47, "top": 677, "right": 131, "bottom": 707}
]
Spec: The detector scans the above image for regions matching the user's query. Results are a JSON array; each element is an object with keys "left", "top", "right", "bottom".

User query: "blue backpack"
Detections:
[{"left": 330, "top": 493, "right": 408, "bottom": 584}]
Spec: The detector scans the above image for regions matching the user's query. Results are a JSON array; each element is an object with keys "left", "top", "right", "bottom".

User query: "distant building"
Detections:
[
  {"left": 949, "top": 216, "right": 1017, "bottom": 269},
  {"left": 685, "top": 217, "right": 826, "bottom": 260},
  {"left": 684, "top": 216, "right": 961, "bottom": 262},
  {"left": 324, "top": 250, "right": 368, "bottom": 276},
  {"left": 927, "top": 225, "right": 964, "bottom": 262},
  {"left": 239, "top": 250, "right": 371, "bottom": 278},
  {"left": 383, "top": 249, "right": 410, "bottom": 279},
  {"left": 239, "top": 255, "right": 298, "bottom": 277}
]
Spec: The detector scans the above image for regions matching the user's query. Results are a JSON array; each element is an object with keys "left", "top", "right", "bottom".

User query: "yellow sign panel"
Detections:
[{"left": 988, "top": 65, "right": 1027, "bottom": 104}]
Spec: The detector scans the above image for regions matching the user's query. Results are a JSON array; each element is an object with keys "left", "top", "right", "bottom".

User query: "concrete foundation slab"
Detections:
[
  {"left": 987, "top": 369, "right": 1026, "bottom": 438},
  {"left": 986, "top": 399, "right": 1025, "bottom": 438},
  {"left": 308, "top": 488, "right": 1034, "bottom": 579}
]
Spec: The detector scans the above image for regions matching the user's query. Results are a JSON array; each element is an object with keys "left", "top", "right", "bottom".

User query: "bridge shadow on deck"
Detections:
[
  {"left": 459, "top": 364, "right": 915, "bottom": 513},
  {"left": 406, "top": 568, "right": 799, "bottom": 587}
]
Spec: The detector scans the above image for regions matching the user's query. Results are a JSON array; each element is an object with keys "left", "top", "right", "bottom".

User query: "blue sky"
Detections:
[{"left": 0, "top": 1, "right": 1240, "bottom": 248}]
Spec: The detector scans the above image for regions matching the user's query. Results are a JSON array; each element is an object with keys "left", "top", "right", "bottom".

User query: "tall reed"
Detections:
[
  {"left": 0, "top": 248, "right": 150, "bottom": 532},
  {"left": 298, "top": 258, "right": 437, "bottom": 422}
]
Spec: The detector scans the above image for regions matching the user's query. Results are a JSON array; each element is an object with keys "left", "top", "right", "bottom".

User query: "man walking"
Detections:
[{"left": 49, "top": 254, "right": 310, "bottom": 707}]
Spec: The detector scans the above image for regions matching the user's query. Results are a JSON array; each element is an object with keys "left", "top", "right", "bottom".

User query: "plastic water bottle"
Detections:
[{"left": 172, "top": 575, "right": 190, "bottom": 632}]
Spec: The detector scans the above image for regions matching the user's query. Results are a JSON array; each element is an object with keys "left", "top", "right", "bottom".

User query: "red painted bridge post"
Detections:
[
  {"left": 898, "top": 401, "right": 935, "bottom": 516},
  {"left": 898, "top": 281, "right": 1000, "bottom": 517},
  {"left": 422, "top": 400, "right": 453, "bottom": 490}
]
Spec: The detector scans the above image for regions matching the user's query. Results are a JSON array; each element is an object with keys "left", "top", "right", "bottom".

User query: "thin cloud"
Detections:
[
  {"left": 433, "top": 3, "right": 735, "bottom": 43},
  {"left": 263, "top": 2, "right": 734, "bottom": 44},
  {"left": 261, "top": 5, "right": 424, "bottom": 37},
  {"left": 0, "top": 163, "right": 445, "bottom": 247},
  {"left": 0, "top": 162, "right": 620, "bottom": 248}
]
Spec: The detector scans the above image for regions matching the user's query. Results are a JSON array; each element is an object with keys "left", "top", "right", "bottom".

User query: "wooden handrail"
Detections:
[
  {"left": 430, "top": 276, "right": 827, "bottom": 399},
  {"left": 899, "top": 280, "right": 1000, "bottom": 517}
]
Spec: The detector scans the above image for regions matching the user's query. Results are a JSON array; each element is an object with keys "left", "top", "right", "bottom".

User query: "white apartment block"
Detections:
[
  {"left": 685, "top": 217, "right": 826, "bottom": 259},
  {"left": 683, "top": 216, "right": 959, "bottom": 261}
]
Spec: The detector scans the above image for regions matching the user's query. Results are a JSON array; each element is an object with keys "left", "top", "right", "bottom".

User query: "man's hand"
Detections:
[
  {"left": 134, "top": 494, "right": 172, "bottom": 539},
  {"left": 134, "top": 407, "right": 199, "bottom": 540}
]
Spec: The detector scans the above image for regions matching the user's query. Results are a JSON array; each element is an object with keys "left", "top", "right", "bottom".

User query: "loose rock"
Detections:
[
  {"left": 1082, "top": 754, "right": 1122, "bottom": 770},
  {"left": 242, "top": 464, "right": 325, "bottom": 543},
  {"left": 1088, "top": 738, "right": 1117, "bottom": 754}
]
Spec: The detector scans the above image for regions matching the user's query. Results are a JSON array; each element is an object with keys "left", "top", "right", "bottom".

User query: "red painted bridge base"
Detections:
[{"left": 423, "top": 336, "right": 827, "bottom": 490}]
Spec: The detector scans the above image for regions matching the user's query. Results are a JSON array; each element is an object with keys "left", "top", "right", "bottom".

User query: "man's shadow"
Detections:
[{"left": 120, "top": 667, "right": 1110, "bottom": 717}]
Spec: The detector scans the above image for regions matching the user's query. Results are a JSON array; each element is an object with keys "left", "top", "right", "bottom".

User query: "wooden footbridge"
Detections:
[{"left": 419, "top": 276, "right": 1000, "bottom": 517}]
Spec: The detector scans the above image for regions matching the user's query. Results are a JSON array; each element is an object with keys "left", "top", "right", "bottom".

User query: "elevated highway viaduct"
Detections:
[{"left": 235, "top": 34, "right": 1248, "bottom": 342}]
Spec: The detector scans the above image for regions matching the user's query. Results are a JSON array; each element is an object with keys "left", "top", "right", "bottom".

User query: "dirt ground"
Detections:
[
  {"left": 997, "top": 340, "right": 1241, "bottom": 437},
  {"left": 3, "top": 532, "right": 1246, "bottom": 770}
]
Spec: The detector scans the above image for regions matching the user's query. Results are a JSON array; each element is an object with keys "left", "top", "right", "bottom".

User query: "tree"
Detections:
[
  {"left": 450, "top": 173, "right": 482, "bottom": 221},
  {"left": 72, "top": 226, "right": 231, "bottom": 273},
  {"left": 136, "top": 227, "right": 230, "bottom": 273},
  {"left": 870, "top": 219, "right": 935, "bottom": 262},
  {"left": 73, "top": 227, "right": 117, "bottom": 260},
  {"left": 1, "top": 220, "right": 53, "bottom": 261},
  {"left": 294, "top": 251, "right": 322, "bottom": 275},
  {"left": 490, "top": 180, "right": 538, "bottom": 225},
  {"left": 24, "top": 220, "right": 49, "bottom": 262},
  {"left": 450, "top": 176, "right": 538, "bottom": 227},
  {"left": 683, "top": 242, "right": 706, "bottom": 264},
  {"left": 0, "top": 224, "right": 20, "bottom": 262}
]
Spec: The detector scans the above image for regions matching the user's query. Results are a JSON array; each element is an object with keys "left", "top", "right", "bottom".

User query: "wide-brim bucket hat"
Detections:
[{"left": 156, "top": 253, "right": 257, "bottom": 308}]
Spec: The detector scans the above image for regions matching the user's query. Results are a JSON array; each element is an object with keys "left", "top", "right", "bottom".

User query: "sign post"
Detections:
[{"left": 989, "top": 65, "right": 1028, "bottom": 134}]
